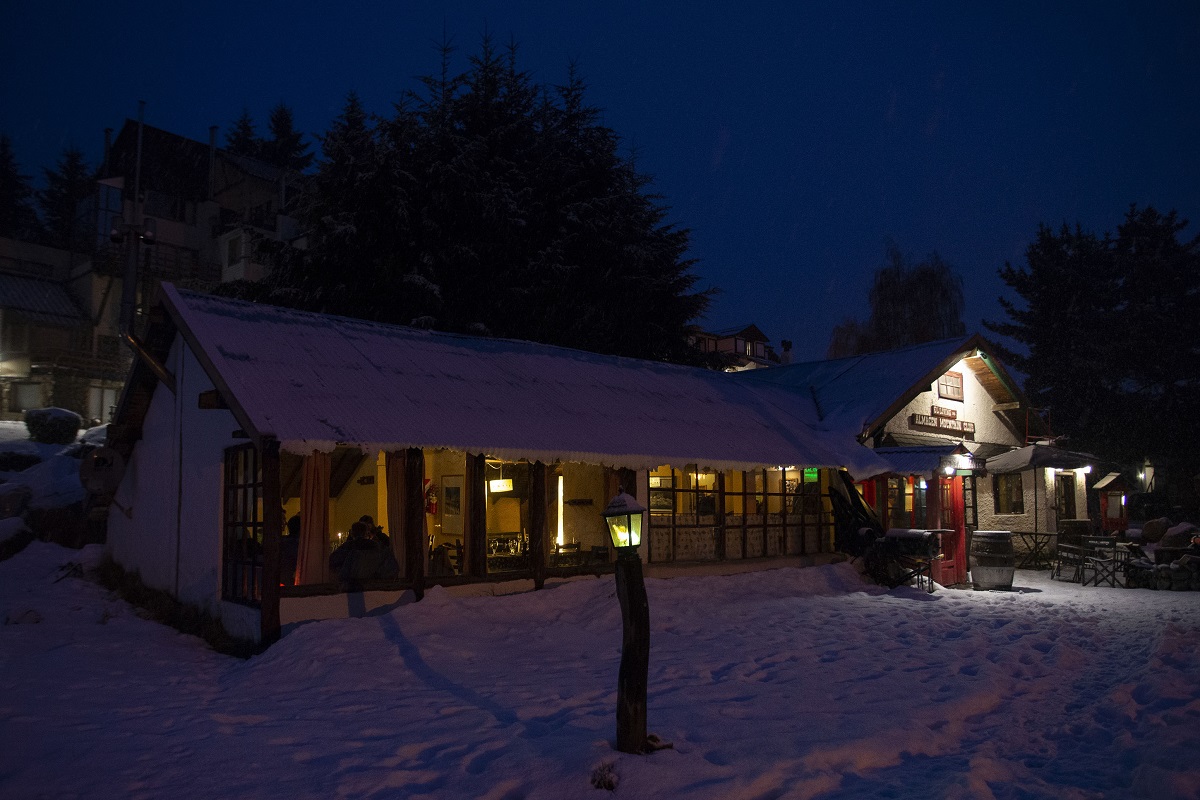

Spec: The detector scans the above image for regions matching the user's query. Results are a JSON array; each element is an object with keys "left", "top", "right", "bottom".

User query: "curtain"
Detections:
[{"left": 296, "top": 450, "right": 331, "bottom": 585}]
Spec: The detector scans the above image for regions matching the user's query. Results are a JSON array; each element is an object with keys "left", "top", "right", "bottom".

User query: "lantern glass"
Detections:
[{"left": 602, "top": 490, "right": 646, "bottom": 549}]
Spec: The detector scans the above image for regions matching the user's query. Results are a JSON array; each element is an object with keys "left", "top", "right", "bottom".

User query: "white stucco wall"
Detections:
[
  {"left": 976, "top": 466, "right": 1090, "bottom": 534},
  {"left": 106, "top": 336, "right": 249, "bottom": 626},
  {"left": 871, "top": 358, "right": 1098, "bottom": 534},
  {"left": 880, "top": 359, "right": 1023, "bottom": 450}
]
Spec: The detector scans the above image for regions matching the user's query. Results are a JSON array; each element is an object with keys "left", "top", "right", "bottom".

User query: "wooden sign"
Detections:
[
  {"left": 909, "top": 413, "right": 976, "bottom": 440},
  {"left": 931, "top": 405, "right": 957, "bottom": 419}
]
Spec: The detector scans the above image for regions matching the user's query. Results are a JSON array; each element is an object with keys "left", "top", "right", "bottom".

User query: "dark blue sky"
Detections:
[{"left": 4, "top": 2, "right": 1198, "bottom": 360}]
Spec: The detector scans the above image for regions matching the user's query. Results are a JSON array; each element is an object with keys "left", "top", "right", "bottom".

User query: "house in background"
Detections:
[
  {"left": 2, "top": 117, "right": 304, "bottom": 426},
  {"left": 101, "top": 285, "right": 887, "bottom": 644},
  {"left": 0, "top": 237, "right": 106, "bottom": 421},
  {"left": 690, "top": 324, "right": 785, "bottom": 371}
]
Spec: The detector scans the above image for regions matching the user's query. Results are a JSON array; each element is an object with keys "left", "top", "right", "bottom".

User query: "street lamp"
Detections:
[{"left": 602, "top": 489, "right": 668, "bottom": 754}]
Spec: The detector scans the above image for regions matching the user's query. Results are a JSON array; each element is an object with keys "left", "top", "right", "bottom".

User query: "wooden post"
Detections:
[
  {"left": 715, "top": 471, "right": 726, "bottom": 561},
  {"left": 404, "top": 448, "right": 425, "bottom": 601},
  {"left": 465, "top": 453, "right": 488, "bottom": 577},
  {"left": 260, "top": 439, "right": 282, "bottom": 645},
  {"left": 530, "top": 461, "right": 547, "bottom": 589},
  {"left": 615, "top": 548, "right": 649, "bottom": 753}
]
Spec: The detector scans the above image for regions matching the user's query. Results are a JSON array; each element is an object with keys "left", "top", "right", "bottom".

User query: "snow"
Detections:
[
  {"left": 2, "top": 542, "right": 1198, "bottom": 799},
  {"left": 0, "top": 516, "right": 27, "bottom": 545},
  {"left": 0, "top": 419, "right": 69, "bottom": 463},
  {"left": 159, "top": 285, "right": 890, "bottom": 479},
  {"left": 0, "top": 420, "right": 88, "bottom": 509}
]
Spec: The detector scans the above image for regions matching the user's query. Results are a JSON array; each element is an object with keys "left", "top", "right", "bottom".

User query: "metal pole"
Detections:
[{"left": 119, "top": 101, "right": 146, "bottom": 338}]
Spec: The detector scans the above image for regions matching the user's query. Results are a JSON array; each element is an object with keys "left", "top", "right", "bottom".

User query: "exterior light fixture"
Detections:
[
  {"left": 602, "top": 489, "right": 645, "bottom": 550},
  {"left": 600, "top": 488, "right": 666, "bottom": 755}
]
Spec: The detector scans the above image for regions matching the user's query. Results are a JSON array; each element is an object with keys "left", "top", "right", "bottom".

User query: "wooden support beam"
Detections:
[
  {"left": 404, "top": 448, "right": 426, "bottom": 601},
  {"left": 530, "top": 461, "right": 547, "bottom": 590},
  {"left": 260, "top": 439, "right": 282, "bottom": 645},
  {"left": 465, "top": 453, "right": 488, "bottom": 577},
  {"left": 715, "top": 472, "right": 726, "bottom": 561}
]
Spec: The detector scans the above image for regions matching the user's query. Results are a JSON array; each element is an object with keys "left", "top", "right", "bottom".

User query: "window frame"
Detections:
[
  {"left": 938, "top": 370, "right": 964, "bottom": 401},
  {"left": 992, "top": 472, "right": 1025, "bottom": 515}
]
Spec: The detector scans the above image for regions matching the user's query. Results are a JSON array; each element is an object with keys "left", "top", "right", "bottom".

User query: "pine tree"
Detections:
[
  {"left": 261, "top": 103, "right": 313, "bottom": 171},
  {"left": 225, "top": 109, "right": 262, "bottom": 159},
  {"left": 0, "top": 135, "right": 44, "bottom": 241},
  {"left": 252, "top": 37, "right": 711, "bottom": 364},
  {"left": 39, "top": 146, "right": 94, "bottom": 252},
  {"left": 986, "top": 206, "right": 1200, "bottom": 509}
]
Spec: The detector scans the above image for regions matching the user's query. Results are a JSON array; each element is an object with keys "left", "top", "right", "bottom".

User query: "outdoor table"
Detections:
[{"left": 1014, "top": 530, "right": 1056, "bottom": 569}]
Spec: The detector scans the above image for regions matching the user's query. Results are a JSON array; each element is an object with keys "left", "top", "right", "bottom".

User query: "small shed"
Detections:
[{"left": 1092, "top": 472, "right": 1131, "bottom": 533}]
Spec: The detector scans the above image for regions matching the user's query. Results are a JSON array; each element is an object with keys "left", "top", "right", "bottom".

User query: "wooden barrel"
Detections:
[{"left": 971, "top": 530, "right": 1015, "bottom": 590}]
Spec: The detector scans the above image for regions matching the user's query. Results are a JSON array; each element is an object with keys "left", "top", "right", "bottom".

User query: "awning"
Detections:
[
  {"left": 984, "top": 444, "right": 1097, "bottom": 474},
  {"left": 872, "top": 445, "right": 964, "bottom": 478}
]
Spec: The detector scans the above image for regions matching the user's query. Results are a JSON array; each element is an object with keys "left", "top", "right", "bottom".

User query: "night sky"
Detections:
[{"left": 4, "top": 2, "right": 1198, "bottom": 361}]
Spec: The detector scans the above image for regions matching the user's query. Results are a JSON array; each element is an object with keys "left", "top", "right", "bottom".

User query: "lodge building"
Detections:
[{"left": 100, "top": 285, "right": 1068, "bottom": 644}]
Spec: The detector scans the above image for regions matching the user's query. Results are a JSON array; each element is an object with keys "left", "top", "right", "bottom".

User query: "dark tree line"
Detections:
[
  {"left": 224, "top": 103, "right": 313, "bottom": 172},
  {"left": 826, "top": 245, "right": 966, "bottom": 358},
  {"left": 227, "top": 38, "right": 712, "bottom": 363},
  {"left": 986, "top": 205, "right": 1200, "bottom": 510}
]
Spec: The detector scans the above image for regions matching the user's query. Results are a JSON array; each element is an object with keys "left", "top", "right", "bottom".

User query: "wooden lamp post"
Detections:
[{"left": 602, "top": 489, "right": 654, "bottom": 754}]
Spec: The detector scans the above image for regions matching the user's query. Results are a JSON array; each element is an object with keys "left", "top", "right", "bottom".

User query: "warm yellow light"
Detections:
[
  {"left": 488, "top": 478, "right": 513, "bottom": 493},
  {"left": 557, "top": 475, "right": 564, "bottom": 548},
  {"left": 602, "top": 490, "right": 646, "bottom": 549}
]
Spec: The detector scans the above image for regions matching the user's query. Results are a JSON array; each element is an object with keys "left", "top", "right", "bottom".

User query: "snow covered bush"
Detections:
[{"left": 23, "top": 407, "right": 82, "bottom": 445}]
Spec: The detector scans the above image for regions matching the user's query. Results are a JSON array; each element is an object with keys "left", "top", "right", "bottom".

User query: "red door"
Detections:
[{"left": 932, "top": 476, "right": 967, "bottom": 586}]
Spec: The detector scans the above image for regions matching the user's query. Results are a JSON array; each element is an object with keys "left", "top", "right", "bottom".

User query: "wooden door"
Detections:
[{"left": 933, "top": 476, "right": 967, "bottom": 586}]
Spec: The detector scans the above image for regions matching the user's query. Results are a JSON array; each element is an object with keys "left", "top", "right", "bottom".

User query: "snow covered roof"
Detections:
[
  {"left": 159, "top": 285, "right": 890, "bottom": 478},
  {"left": 0, "top": 273, "right": 84, "bottom": 326},
  {"left": 984, "top": 444, "right": 1097, "bottom": 474},
  {"left": 735, "top": 335, "right": 1020, "bottom": 442},
  {"left": 871, "top": 445, "right": 963, "bottom": 478}
]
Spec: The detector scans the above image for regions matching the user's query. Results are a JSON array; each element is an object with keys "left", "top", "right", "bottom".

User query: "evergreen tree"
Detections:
[
  {"left": 238, "top": 37, "right": 711, "bottom": 364},
  {"left": 986, "top": 206, "right": 1200, "bottom": 510},
  {"left": 261, "top": 103, "right": 313, "bottom": 171},
  {"left": 38, "top": 146, "right": 94, "bottom": 252},
  {"left": 827, "top": 245, "right": 966, "bottom": 357},
  {"left": 225, "top": 109, "right": 262, "bottom": 159},
  {"left": 0, "top": 135, "right": 43, "bottom": 241}
]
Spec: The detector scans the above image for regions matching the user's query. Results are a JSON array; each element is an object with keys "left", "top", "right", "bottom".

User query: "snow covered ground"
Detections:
[{"left": 2, "top": 542, "right": 1198, "bottom": 799}]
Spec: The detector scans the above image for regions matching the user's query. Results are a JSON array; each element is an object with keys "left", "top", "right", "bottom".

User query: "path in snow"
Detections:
[{"left": 1, "top": 542, "right": 1198, "bottom": 799}]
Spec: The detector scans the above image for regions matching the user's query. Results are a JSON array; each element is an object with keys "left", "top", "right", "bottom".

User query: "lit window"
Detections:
[
  {"left": 993, "top": 473, "right": 1024, "bottom": 514},
  {"left": 938, "top": 371, "right": 964, "bottom": 401}
]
